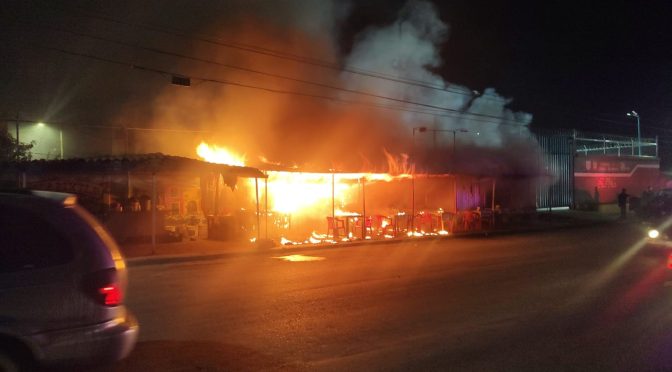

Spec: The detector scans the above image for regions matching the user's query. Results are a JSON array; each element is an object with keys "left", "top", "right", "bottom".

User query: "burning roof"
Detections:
[{"left": 1, "top": 153, "right": 266, "bottom": 178}]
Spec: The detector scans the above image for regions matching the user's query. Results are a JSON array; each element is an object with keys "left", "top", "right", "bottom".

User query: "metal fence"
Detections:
[
  {"left": 534, "top": 130, "right": 574, "bottom": 209},
  {"left": 573, "top": 130, "right": 658, "bottom": 158}
]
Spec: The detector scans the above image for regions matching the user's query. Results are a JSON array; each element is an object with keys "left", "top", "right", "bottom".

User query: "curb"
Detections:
[{"left": 126, "top": 218, "right": 616, "bottom": 267}]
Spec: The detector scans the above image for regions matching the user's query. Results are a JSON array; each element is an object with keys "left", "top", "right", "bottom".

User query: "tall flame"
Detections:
[{"left": 196, "top": 142, "right": 245, "bottom": 166}]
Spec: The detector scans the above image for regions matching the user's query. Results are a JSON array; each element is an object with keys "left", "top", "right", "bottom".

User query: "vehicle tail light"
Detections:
[
  {"left": 83, "top": 268, "right": 123, "bottom": 306},
  {"left": 98, "top": 284, "right": 122, "bottom": 306},
  {"left": 667, "top": 253, "right": 672, "bottom": 270}
]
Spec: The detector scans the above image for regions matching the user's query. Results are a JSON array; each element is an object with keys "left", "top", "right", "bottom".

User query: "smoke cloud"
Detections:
[{"left": 116, "top": 0, "right": 540, "bottom": 175}]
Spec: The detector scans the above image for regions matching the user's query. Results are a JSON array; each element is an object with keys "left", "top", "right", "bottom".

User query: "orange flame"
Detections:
[
  {"left": 196, "top": 142, "right": 245, "bottom": 166},
  {"left": 196, "top": 142, "right": 412, "bottom": 217}
]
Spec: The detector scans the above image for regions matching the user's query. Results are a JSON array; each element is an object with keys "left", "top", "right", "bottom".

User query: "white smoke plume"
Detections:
[{"left": 342, "top": 1, "right": 537, "bottom": 174}]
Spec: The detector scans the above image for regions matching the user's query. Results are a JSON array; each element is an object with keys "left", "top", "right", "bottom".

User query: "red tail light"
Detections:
[
  {"left": 83, "top": 268, "right": 123, "bottom": 307},
  {"left": 667, "top": 253, "right": 672, "bottom": 270},
  {"left": 98, "top": 285, "right": 122, "bottom": 306}
]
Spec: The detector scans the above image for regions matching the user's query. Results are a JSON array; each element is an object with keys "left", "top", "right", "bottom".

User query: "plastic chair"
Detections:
[
  {"left": 353, "top": 216, "right": 374, "bottom": 238},
  {"left": 394, "top": 214, "right": 410, "bottom": 236},
  {"left": 373, "top": 215, "right": 395, "bottom": 236},
  {"left": 326, "top": 216, "right": 346, "bottom": 238}
]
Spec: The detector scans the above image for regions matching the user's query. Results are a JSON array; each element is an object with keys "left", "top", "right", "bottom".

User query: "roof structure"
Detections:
[{"left": 0, "top": 153, "right": 266, "bottom": 178}]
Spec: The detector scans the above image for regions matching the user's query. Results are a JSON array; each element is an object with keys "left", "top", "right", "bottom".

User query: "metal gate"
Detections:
[{"left": 534, "top": 130, "right": 574, "bottom": 209}]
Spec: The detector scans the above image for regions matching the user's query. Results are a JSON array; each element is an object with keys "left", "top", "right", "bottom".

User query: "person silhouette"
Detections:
[{"left": 617, "top": 188, "right": 629, "bottom": 219}]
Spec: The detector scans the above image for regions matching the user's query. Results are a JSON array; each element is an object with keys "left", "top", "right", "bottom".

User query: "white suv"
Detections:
[{"left": 0, "top": 190, "right": 138, "bottom": 371}]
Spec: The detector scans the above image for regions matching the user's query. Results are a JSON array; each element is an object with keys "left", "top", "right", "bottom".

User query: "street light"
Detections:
[
  {"left": 37, "top": 122, "right": 64, "bottom": 159},
  {"left": 12, "top": 118, "right": 64, "bottom": 160},
  {"left": 626, "top": 110, "right": 641, "bottom": 156}
]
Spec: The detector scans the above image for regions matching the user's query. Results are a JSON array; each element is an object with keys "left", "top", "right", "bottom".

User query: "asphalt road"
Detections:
[{"left": 97, "top": 220, "right": 672, "bottom": 371}]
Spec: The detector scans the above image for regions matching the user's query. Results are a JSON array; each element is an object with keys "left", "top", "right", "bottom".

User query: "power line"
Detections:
[
  {"left": 40, "top": 2, "right": 665, "bottom": 133},
  {"left": 25, "top": 42, "right": 529, "bottom": 127},
  {"left": 41, "top": 2, "right": 501, "bottom": 100},
  {"left": 23, "top": 0, "right": 672, "bottom": 140},
  {"left": 79, "top": 125, "right": 210, "bottom": 133},
  {"left": 38, "top": 1, "right": 669, "bottom": 136},
  {"left": 39, "top": 24, "right": 501, "bottom": 118}
]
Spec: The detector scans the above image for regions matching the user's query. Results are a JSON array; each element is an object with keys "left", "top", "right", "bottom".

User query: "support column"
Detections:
[
  {"left": 255, "top": 177, "right": 260, "bottom": 241},
  {"left": 411, "top": 174, "right": 415, "bottom": 232},
  {"left": 127, "top": 171, "right": 132, "bottom": 198},
  {"left": 332, "top": 172, "right": 336, "bottom": 238},
  {"left": 264, "top": 176, "right": 269, "bottom": 239},
  {"left": 151, "top": 173, "right": 156, "bottom": 254},
  {"left": 214, "top": 173, "right": 220, "bottom": 215},
  {"left": 361, "top": 177, "right": 366, "bottom": 240}
]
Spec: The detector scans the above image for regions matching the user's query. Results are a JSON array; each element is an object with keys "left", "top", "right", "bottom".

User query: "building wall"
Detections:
[{"left": 574, "top": 155, "right": 666, "bottom": 204}]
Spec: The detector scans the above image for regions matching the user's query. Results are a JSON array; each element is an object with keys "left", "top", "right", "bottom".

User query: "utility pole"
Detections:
[
  {"left": 59, "top": 129, "right": 64, "bottom": 159},
  {"left": 15, "top": 113, "right": 20, "bottom": 160}
]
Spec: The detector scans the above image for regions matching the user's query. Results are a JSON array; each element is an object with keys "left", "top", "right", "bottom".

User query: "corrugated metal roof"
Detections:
[{"left": 1, "top": 153, "right": 266, "bottom": 178}]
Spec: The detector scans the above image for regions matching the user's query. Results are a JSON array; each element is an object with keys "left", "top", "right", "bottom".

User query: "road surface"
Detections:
[{"left": 97, "top": 221, "right": 672, "bottom": 371}]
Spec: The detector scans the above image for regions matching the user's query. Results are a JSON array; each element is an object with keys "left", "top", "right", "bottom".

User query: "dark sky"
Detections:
[
  {"left": 452, "top": 1, "right": 672, "bottom": 139},
  {"left": 345, "top": 1, "right": 672, "bottom": 138},
  {"left": 3, "top": 0, "right": 672, "bottom": 161}
]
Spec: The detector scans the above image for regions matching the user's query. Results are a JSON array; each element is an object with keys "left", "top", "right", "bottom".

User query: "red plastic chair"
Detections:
[{"left": 326, "top": 217, "right": 346, "bottom": 238}]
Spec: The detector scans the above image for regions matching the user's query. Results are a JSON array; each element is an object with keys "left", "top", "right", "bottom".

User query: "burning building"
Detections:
[
  {"left": 196, "top": 142, "right": 540, "bottom": 244},
  {"left": 1, "top": 1, "right": 550, "bottom": 246},
  {"left": 112, "top": 1, "right": 544, "bottom": 243}
]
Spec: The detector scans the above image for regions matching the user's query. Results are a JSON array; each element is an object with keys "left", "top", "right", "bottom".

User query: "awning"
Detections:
[{"left": 1, "top": 153, "right": 266, "bottom": 179}]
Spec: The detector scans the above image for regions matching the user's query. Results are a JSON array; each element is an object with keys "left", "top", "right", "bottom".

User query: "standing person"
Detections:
[
  {"left": 641, "top": 186, "right": 654, "bottom": 217},
  {"left": 642, "top": 186, "right": 654, "bottom": 205},
  {"left": 618, "top": 188, "right": 629, "bottom": 219}
]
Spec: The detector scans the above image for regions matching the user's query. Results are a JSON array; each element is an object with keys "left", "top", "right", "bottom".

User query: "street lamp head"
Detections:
[{"left": 627, "top": 110, "right": 638, "bottom": 117}]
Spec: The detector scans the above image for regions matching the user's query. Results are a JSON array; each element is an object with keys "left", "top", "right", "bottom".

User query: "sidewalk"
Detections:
[{"left": 122, "top": 207, "right": 624, "bottom": 266}]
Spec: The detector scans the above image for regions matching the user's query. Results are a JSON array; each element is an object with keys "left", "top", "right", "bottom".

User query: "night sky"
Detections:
[
  {"left": 3, "top": 1, "right": 672, "bottom": 164},
  {"left": 346, "top": 1, "right": 672, "bottom": 135}
]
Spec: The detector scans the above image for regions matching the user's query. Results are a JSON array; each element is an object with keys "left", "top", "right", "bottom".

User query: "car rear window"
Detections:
[{"left": 0, "top": 203, "right": 74, "bottom": 272}]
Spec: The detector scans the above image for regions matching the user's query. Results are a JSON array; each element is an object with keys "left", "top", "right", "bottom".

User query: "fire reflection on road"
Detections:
[{"left": 274, "top": 254, "right": 326, "bottom": 262}]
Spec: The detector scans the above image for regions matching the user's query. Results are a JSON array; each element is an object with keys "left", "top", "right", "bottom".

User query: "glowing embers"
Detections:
[
  {"left": 274, "top": 254, "right": 326, "bottom": 262},
  {"left": 196, "top": 142, "right": 455, "bottom": 243},
  {"left": 405, "top": 230, "right": 449, "bottom": 238},
  {"left": 278, "top": 233, "right": 339, "bottom": 246}
]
